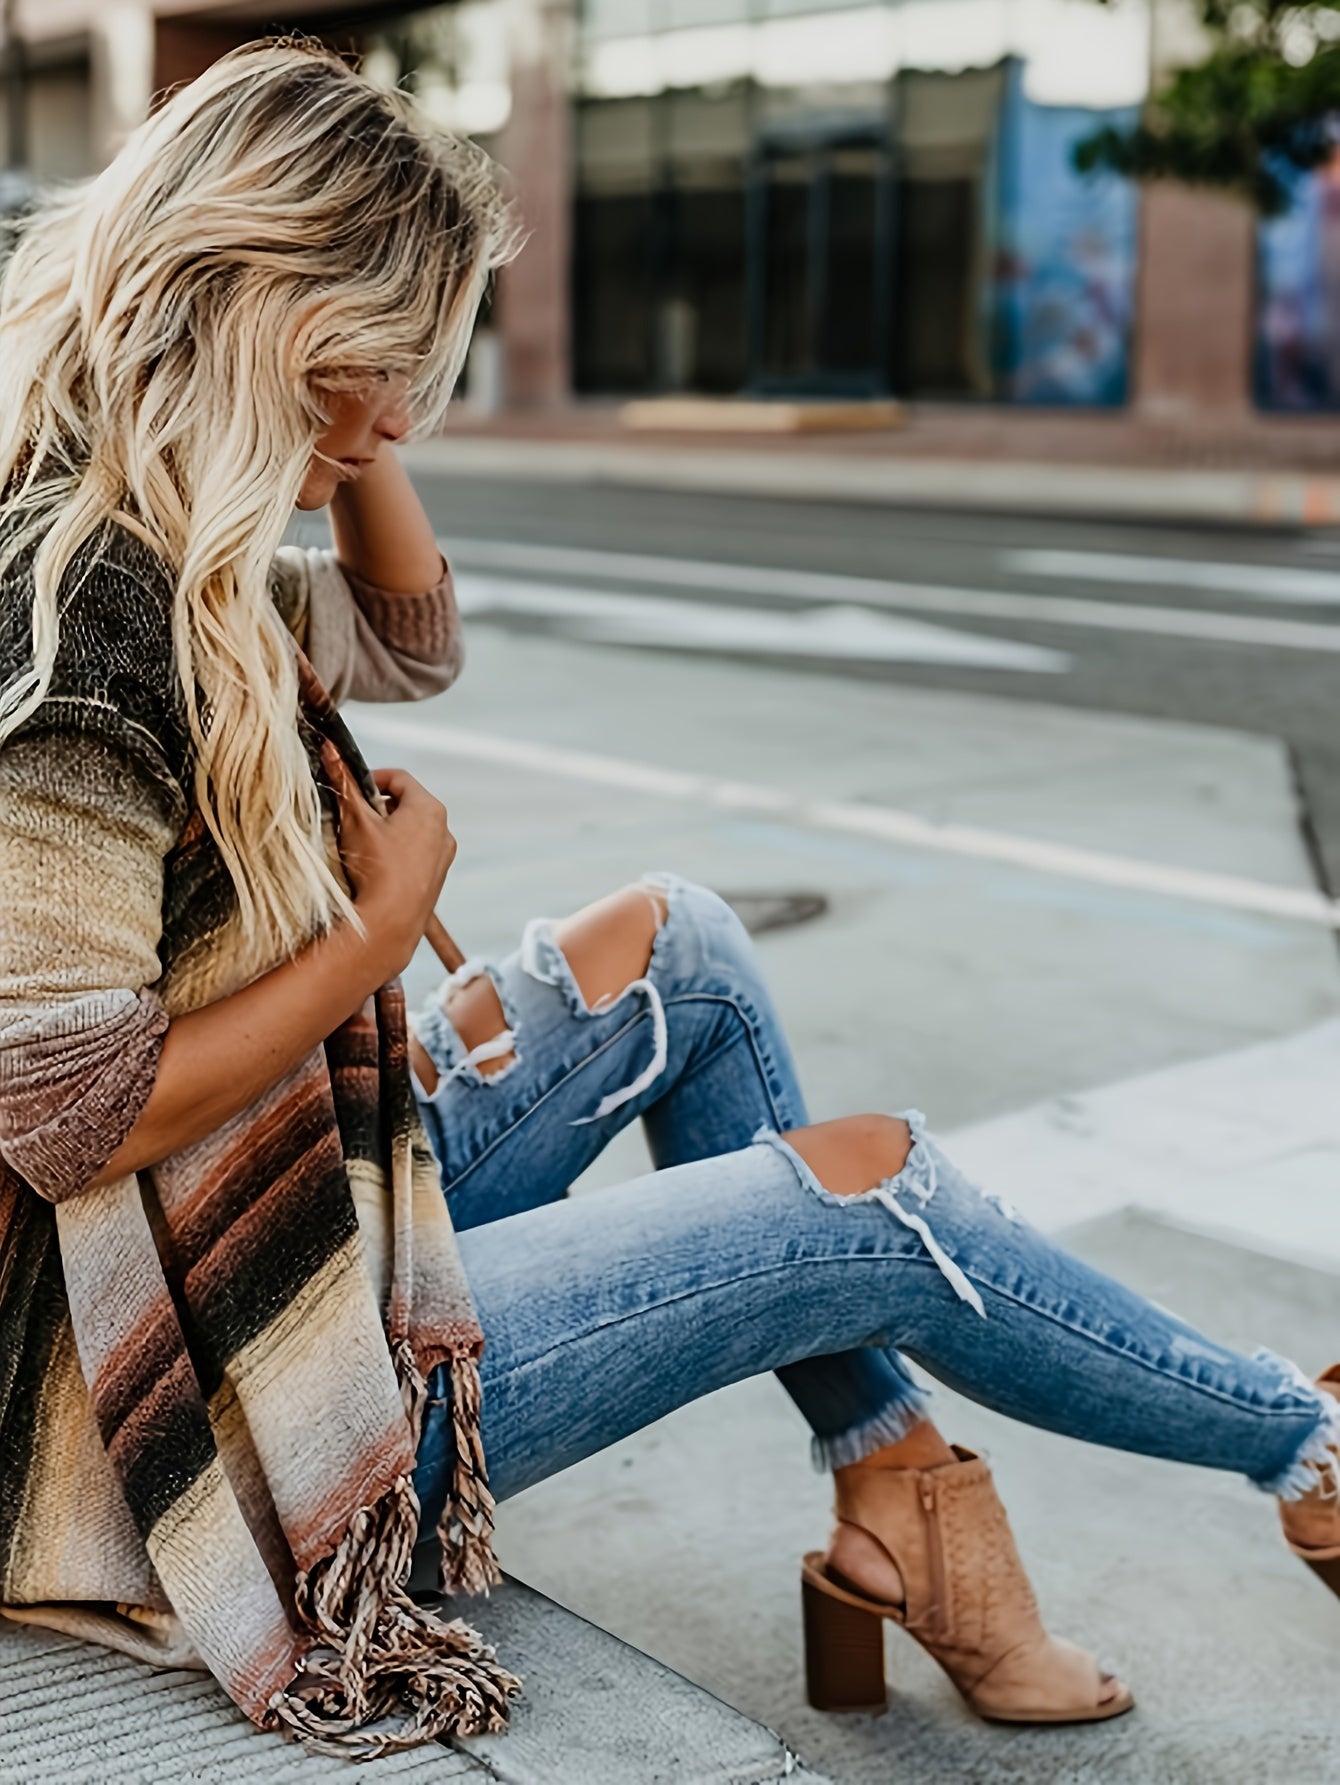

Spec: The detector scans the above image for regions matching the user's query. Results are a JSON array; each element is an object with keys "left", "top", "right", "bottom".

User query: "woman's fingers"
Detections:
[
  {"left": 324, "top": 749, "right": 442, "bottom": 840},
  {"left": 371, "top": 766, "right": 417, "bottom": 809}
]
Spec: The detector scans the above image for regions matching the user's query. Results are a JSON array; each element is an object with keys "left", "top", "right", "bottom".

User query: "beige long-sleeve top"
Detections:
[{"left": 268, "top": 545, "right": 464, "bottom": 706}]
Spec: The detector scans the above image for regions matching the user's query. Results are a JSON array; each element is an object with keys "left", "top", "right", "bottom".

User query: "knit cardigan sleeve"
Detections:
[
  {"left": 0, "top": 546, "right": 186, "bottom": 1202},
  {"left": 269, "top": 546, "right": 463, "bottom": 705}
]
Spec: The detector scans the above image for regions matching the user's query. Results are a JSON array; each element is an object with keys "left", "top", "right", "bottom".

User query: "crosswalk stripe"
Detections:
[
  {"left": 444, "top": 538, "right": 1340, "bottom": 655},
  {"left": 455, "top": 572, "right": 1069, "bottom": 673},
  {"left": 1008, "top": 548, "right": 1340, "bottom": 606}
]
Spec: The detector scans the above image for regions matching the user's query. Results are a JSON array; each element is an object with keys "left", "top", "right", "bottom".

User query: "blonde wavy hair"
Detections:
[{"left": 0, "top": 36, "right": 517, "bottom": 961}]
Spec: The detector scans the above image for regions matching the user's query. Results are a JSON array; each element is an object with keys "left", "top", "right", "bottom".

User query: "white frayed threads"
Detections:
[
  {"left": 418, "top": 961, "right": 521, "bottom": 1090},
  {"left": 868, "top": 1183, "right": 987, "bottom": 1318},
  {"left": 982, "top": 1188, "right": 1021, "bottom": 1223},
  {"left": 810, "top": 1389, "right": 934, "bottom": 1473},
  {"left": 761, "top": 1113, "right": 988, "bottom": 1319},
  {"left": 869, "top": 1111, "right": 986, "bottom": 1318},
  {"left": 1255, "top": 1350, "right": 1340, "bottom": 1502},
  {"left": 520, "top": 917, "right": 669, "bottom": 1124},
  {"left": 442, "top": 1028, "right": 519, "bottom": 1084}
]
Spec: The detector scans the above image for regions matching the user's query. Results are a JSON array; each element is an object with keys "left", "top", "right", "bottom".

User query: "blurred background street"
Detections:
[{"left": 3, "top": 0, "right": 1340, "bottom": 1774}]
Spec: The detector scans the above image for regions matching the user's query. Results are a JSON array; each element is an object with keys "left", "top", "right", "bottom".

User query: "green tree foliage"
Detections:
[{"left": 1074, "top": 0, "right": 1340, "bottom": 213}]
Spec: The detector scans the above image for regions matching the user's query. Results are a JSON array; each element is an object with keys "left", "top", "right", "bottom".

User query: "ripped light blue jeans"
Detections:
[{"left": 410, "top": 875, "right": 1338, "bottom": 1520}]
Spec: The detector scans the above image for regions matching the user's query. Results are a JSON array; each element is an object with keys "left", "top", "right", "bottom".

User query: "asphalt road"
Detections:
[{"left": 391, "top": 475, "right": 1340, "bottom": 895}]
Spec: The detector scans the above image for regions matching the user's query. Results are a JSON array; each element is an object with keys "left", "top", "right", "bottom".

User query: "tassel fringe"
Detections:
[
  {"left": 268, "top": 1340, "right": 515, "bottom": 1757},
  {"left": 439, "top": 1353, "right": 503, "bottom": 1596},
  {"left": 270, "top": 1590, "right": 520, "bottom": 1760}
]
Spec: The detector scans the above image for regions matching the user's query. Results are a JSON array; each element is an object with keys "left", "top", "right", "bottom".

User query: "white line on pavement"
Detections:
[
  {"left": 1007, "top": 547, "right": 1340, "bottom": 605},
  {"left": 348, "top": 710, "right": 1340, "bottom": 931},
  {"left": 444, "top": 537, "right": 1340, "bottom": 655},
  {"left": 454, "top": 572, "right": 1069, "bottom": 674}
]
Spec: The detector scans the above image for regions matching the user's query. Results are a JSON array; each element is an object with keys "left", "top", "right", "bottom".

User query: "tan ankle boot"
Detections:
[
  {"left": 801, "top": 1446, "right": 1133, "bottom": 1724},
  {"left": 1279, "top": 1365, "right": 1340, "bottom": 1597}
]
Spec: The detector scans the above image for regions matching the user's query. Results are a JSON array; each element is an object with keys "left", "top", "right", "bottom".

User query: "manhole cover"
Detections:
[{"left": 720, "top": 891, "right": 829, "bottom": 936}]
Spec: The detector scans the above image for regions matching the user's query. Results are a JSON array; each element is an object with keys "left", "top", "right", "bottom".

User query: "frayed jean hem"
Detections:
[
  {"left": 809, "top": 1383, "right": 935, "bottom": 1473},
  {"left": 1248, "top": 1352, "right": 1340, "bottom": 1502}
]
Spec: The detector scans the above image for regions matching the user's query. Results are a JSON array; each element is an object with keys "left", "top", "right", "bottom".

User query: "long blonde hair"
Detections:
[{"left": 0, "top": 36, "right": 517, "bottom": 961}]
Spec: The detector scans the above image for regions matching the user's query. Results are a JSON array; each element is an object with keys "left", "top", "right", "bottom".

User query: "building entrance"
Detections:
[{"left": 745, "top": 122, "right": 894, "bottom": 397}]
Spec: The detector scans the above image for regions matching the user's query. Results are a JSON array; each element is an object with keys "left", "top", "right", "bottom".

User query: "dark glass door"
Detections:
[{"left": 746, "top": 127, "right": 893, "bottom": 397}]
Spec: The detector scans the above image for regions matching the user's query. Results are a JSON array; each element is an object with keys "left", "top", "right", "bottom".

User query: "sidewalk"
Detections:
[{"left": 411, "top": 400, "right": 1340, "bottom": 527}]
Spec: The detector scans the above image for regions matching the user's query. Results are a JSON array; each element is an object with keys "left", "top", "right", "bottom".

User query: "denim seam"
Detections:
[
  {"left": 486, "top": 1250, "right": 1327, "bottom": 1438},
  {"left": 960, "top": 1272, "right": 1326, "bottom": 1424},
  {"left": 658, "top": 991, "right": 799, "bottom": 1132}
]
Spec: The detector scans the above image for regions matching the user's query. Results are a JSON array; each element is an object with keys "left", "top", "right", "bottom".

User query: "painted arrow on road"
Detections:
[{"left": 454, "top": 573, "right": 1070, "bottom": 674}]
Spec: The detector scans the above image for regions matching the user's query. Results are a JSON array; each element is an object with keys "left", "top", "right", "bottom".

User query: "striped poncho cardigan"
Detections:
[{"left": 0, "top": 523, "right": 518, "bottom": 1754}]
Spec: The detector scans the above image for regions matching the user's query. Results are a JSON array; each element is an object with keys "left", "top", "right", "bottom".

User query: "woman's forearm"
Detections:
[
  {"left": 328, "top": 448, "right": 445, "bottom": 593},
  {"left": 89, "top": 916, "right": 397, "bottom": 1188}
]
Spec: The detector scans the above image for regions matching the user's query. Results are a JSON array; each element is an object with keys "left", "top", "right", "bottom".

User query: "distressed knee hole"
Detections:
[
  {"left": 517, "top": 881, "right": 671, "bottom": 1126},
  {"left": 412, "top": 973, "right": 517, "bottom": 1095},
  {"left": 781, "top": 1114, "right": 915, "bottom": 1199},
  {"left": 444, "top": 975, "right": 515, "bottom": 1076},
  {"left": 550, "top": 882, "right": 669, "bottom": 1014}
]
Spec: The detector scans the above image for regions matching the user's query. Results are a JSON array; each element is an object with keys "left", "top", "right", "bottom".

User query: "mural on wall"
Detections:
[
  {"left": 989, "top": 62, "right": 1139, "bottom": 406},
  {"left": 1257, "top": 144, "right": 1340, "bottom": 410}
]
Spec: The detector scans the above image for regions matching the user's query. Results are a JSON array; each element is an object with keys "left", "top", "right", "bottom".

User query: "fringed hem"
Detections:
[
  {"left": 809, "top": 1385, "right": 934, "bottom": 1474},
  {"left": 1254, "top": 1359, "right": 1340, "bottom": 1502},
  {"left": 268, "top": 1599, "right": 519, "bottom": 1760},
  {"left": 267, "top": 1341, "right": 515, "bottom": 1757},
  {"left": 436, "top": 1353, "right": 503, "bottom": 1596}
]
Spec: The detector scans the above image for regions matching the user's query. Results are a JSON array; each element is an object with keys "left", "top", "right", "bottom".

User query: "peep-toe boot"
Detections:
[{"left": 801, "top": 1446, "right": 1133, "bottom": 1724}]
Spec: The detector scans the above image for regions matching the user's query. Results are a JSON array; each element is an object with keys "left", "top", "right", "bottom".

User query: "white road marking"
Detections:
[
  {"left": 1008, "top": 547, "right": 1340, "bottom": 606},
  {"left": 445, "top": 537, "right": 1340, "bottom": 655},
  {"left": 348, "top": 710, "right": 1340, "bottom": 932},
  {"left": 455, "top": 572, "right": 1069, "bottom": 673}
]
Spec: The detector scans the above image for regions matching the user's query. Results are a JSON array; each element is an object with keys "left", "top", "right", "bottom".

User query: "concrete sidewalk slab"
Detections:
[
  {"left": 0, "top": 1620, "right": 482, "bottom": 1783},
  {"left": 443, "top": 1577, "right": 829, "bottom": 1785},
  {"left": 949, "top": 1017, "right": 1340, "bottom": 1272}
]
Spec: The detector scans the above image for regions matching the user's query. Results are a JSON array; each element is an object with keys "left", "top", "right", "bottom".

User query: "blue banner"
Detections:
[{"left": 989, "top": 61, "right": 1139, "bottom": 406}]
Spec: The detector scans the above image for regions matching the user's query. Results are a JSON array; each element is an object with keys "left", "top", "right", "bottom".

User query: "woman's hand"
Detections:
[{"left": 323, "top": 742, "right": 456, "bottom": 978}]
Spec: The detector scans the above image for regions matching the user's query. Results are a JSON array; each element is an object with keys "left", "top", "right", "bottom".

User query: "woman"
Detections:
[{"left": 0, "top": 39, "right": 1334, "bottom": 1760}]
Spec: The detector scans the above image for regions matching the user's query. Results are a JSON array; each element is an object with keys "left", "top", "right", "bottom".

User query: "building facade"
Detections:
[{"left": 1, "top": 0, "right": 1329, "bottom": 415}]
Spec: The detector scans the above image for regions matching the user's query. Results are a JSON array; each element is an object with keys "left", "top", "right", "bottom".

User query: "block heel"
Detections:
[
  {"left": 1301, "top": 1550, "right": 1340, "bottom": 1599},
  {"left": 801, "top": 1566, "right": 887, "bottom": 1712}
]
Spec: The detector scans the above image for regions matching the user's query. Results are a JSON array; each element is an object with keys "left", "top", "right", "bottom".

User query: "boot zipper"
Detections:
[{"left": 921, "top": 1477, "right": 947, "bottom": 1639}]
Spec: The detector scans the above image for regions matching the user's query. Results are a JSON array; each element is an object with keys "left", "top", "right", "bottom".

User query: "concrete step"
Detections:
[
  {"left": 949, "top": 1016, "right": 1340, "bottom": 1274},
  {"left": 449, "top": 1575, "right": 831, "bottom": 1784},
  {"left": 0, "top": 1576, "right": 830, "bottom": 1784}
]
